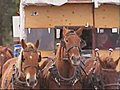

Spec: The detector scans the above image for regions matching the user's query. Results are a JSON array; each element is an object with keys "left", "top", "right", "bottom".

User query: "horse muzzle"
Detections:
[
  {"left": 26, "top": 77, "right": 38, "bottom": 88},
  {"left": 26, "top": 73, "right": 38, "bottom": 88}
]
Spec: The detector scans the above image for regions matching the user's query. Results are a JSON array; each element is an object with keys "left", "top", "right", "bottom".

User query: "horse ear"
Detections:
[
  {"left": 21, "top": 52, "right": 25, "bottom": 62},
  {"left": 76, "top": 27, "right": 84, "bottom": 36},
  {"left": 63, "top": 27, "right": 68, "bottom": 37},
  {"left": 61, "top": 40, "right": 66, "bottom": 48},
  {"left": 21, "top": 39, "right": 27, "bottom": 49},
  {"left": 98, "top": 57, "right": 104, "bottom": 67},
  {"left": 35, "top": 40, "right": 39, "bottom": 49},
  {"left": 7, "top": 48, "right": 14, "bottom": 57},
  {"left": 38, "top": 51, "right": 41, "bottom": 62},
  {"left": 114, "top": 58, "right": 120, "bottom": 67},
  {"left": 81, "top": 39, "right": 87, "bottom": 48},
  {"left": 3, "top": 47, "right": 8, "bottom": 52}
]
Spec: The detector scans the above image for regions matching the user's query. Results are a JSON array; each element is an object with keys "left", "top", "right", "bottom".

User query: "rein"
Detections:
[{"left": 60, "top": 30, "right": 81, "bottom": 61}]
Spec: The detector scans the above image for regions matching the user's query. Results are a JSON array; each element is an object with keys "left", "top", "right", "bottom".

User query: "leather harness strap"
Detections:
[{"left": 48, "top": 63, "right": 82, "bottom": 86}]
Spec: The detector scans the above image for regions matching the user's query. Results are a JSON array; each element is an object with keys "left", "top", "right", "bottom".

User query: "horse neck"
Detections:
[{"left": 55, "top": 45, "right": 75, "bottom": 78}]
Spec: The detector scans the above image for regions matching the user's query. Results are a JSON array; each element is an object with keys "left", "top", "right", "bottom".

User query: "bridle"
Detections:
[
  {"left": 100, "top": 68, "right": 120, "bottom": 89},
  {"left": 9, "top": 47, "right": 41, "bottom": 89},
  {"left": 100, "top": 49, "right": 120, "bottom": 89},
  {"left": 21, "top": 47, "right": 41, "bottom": 77},
  {"left": 86, "top": 49, "right": 103, "bottom": 90},
  {"left": 89, "top": 49, "right": 120, "bottom": 89},
  {"left": 47, "top": 30, "right": 87, "bottom": 87},
  {"left": 60, "top": 30, "right": 83, "bottom": 61}
]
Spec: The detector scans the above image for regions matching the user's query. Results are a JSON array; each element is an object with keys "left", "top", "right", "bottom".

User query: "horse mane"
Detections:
[
  {"left": 15, "top": 48, "right": 23, "bottom": 74},
  {"left": 55, "top": 43, "right": 63, "bottom": 61}
]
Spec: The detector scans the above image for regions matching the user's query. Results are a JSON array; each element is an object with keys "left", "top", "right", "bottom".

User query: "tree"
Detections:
[{"left": 0, "top": 0, "right": 19, "bottom": 46}]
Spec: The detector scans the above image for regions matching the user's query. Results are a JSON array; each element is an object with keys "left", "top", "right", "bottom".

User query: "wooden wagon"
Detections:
[{"left": 19, "top": 0, "right": 120, "bottom": 70}]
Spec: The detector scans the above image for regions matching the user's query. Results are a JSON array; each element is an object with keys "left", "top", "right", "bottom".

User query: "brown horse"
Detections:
[
  {"left": 1, "top": 39, "right": 41, "bottom": 89},
  {"left": 40, "top": 27, "right": 87, "bottom": 89},
  {"left": 0, "top": 46, "right": 13, "bottom": 77},
  {"left": 82, "top": 49, "right": 120, "bottom": 89}
]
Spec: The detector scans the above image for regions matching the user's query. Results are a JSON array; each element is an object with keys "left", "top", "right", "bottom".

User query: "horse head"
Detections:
[
  {"left": 99, "top": 57, "right": 120, "bottom": 89},
  {"left": 98, "top": 49, "right": 119, "bottom": 70},
  {"left": 18, "top": 39, "right": 41, "bottom": 88},
  {"left": 95, "top": 49, "right": 120, "bottom": 89},
  {"left": 59, "top": 27, "right": 86, "bottom": 66}
]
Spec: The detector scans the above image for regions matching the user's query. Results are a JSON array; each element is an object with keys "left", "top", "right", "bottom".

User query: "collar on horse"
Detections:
[{"left": 48, "top": 63, "right": 83, "bottom": 86}]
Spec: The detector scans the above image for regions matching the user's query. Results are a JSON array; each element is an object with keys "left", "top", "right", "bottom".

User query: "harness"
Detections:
[
  {"left": 46, "top": 57, "right": 88, "bottom": 87},
  {"left": 45, "top": 30, "right": 87, "bottom": 87},
  {"left": 6, "top": 63, "right": 41, "bottom": 89},
  {"left": 87, "top": 57, "right": 120, "bottom": 90},
  {"left": 86, "top": 57, "right": 102, "bottom": 90},
  {"left": 48, "top": 63, "right": 82, "bottom": 86},
  {"left": 8, "top": 64, "right": 30, "bottom": 89},
  {"left": 100, "top": 68, "right": 120, "bottom": 89}
]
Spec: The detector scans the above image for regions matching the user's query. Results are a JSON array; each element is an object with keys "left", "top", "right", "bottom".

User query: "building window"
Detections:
[
  {"left": 96, "top": 28, "right": 120, "bottom": 50},
  {"left": 26, "top": 28, "right": 55, "bottom": 51}
]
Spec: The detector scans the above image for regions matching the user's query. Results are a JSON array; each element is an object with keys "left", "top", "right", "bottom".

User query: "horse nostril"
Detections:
[
  {"left": 26, "top": 79, "right": 30, "bottom": 83},
  {"left": 35, "top": 79, "right": 37, "bottom": 84},
  {"left": 71, "top": 56, "right": 74, "bottom": 60}
]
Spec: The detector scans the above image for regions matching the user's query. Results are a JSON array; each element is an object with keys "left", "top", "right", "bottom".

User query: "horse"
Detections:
[
  {"left": 0, "top": 46, "right": 13, "bottom": 77},
  {"left": 40, "top": 27, "right": 87, "bottom": 89},
  {"left": 99, "top": 57, "right": 120, "bottom": 89},
  {"left": 82, "top": 49, "right": 120, "bottom": 89},
  {"left": 1, "top": 39, "right": 41, "bottom": 89}
]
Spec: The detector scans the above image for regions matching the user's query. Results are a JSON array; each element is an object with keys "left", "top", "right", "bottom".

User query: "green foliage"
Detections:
[
  {"left": 0, "top": 0, "right": 19, "bottom": 46},
  {"left": 15, "top": 0, "right": 20, "bottom": 4}
]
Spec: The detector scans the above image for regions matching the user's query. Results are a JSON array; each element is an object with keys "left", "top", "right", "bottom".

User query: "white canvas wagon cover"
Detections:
[
  {"left": 22, "top": 0, "right": 68, "bottom": 6},
  {"left": 22, "top": 0, "right": 120, "bottom": 6}
]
